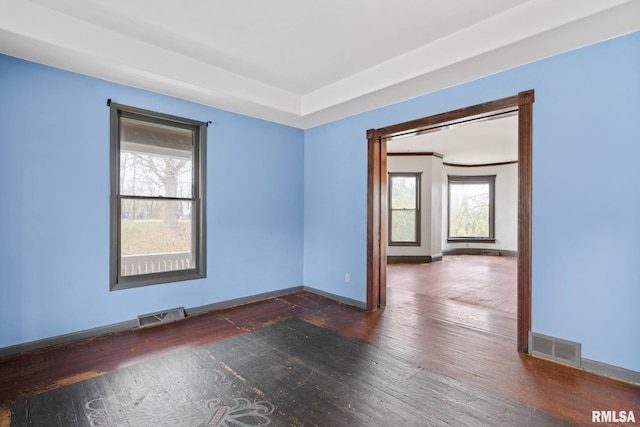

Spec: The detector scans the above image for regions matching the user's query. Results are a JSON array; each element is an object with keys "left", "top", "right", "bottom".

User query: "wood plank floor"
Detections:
[
  {"left": 9, "top": 319, "right": 574, "bottom": 426},
  {"left": 1, "top": 255, "right": 639, "bottom": 426}
]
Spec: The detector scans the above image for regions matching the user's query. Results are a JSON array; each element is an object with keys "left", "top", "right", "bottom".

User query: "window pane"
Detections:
[
  {"left": 391, "top": 210, "right": 417, "bottom": 242},
  {"left": 449, "top": 183, "right": 490, "bottom": 238},
  {"left": 391, "top": 176, "right": 416, "bottom": 209},
  {"left": 120, "top": 117, "right": 194, "bottom": 198},
  {"left": 121, "top": 199, "right": 195, "bottom": 276}
]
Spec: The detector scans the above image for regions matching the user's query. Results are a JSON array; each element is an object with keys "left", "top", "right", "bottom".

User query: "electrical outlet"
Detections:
[{"left": 345, "top": 273, "right": 350, "bottom": 283}]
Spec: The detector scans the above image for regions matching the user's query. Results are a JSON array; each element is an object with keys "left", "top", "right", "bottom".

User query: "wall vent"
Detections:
[
  {"left": 529, "top": 332, "right": 582, "bottom": 367},
  {"left": 138, "top": 307, "right": 185, "bottom": 327}
]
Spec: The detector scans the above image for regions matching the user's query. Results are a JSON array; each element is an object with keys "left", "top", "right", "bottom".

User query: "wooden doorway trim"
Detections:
[{"left": 366, "top": 90, "right": 534, "bottom": 353}]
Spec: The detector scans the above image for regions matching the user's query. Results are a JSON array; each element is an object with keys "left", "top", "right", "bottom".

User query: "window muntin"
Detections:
[
  {"left": 447, "top": 175, "right": 495, "bottom": 242},
  {"left": 110, "top": 103, "right": 206, "bottom": 290},
  {"left": 389, "top": 173, "right": 421, "bottom": 246}
]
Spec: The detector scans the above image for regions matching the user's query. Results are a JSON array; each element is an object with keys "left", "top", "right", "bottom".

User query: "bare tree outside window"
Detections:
[
  {"left": 110, "top": 104, "right": 206, "bottom": 290},
  {"left": 447, "top": 175, "right": 495, "bottom": 242}
]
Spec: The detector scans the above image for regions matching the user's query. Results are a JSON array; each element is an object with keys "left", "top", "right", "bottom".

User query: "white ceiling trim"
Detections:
[
  {"left": 301, "top": 0, "right": 633, "bottom": 115},
  {"left": 297, "top": 0, "right": 640, "bottom": 129},
  {"left": 1, "top": 0, "right": 638, "bottom": 129},
  {"left": 0, "top": 1, "right": 302, "bottom": 113}
]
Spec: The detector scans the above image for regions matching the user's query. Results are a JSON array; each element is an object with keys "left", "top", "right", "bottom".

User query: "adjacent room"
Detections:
[
  {"left": 386, "top": 112, "right": 519, "bottom": 337},
  {"left": 1, "top": 1, "right": 639, "bottom": 425}
]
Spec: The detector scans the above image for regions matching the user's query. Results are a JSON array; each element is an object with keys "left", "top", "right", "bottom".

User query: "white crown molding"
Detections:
[
  {"left": 295, "top": 0, "right": 640, "bottom": 129},
  {"left": 0, "top": 0, "right": 304, "bottom": 114},
  {"left": 300, "top": 0, "right": 635, "bottom": 116},
  {"left": 1, "top": 0, "right": 638, "bottom": 129}
]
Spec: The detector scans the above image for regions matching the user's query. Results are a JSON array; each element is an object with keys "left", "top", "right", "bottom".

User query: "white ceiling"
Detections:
[
  {"left": 1, "top": 0, "right": 639, "bottom": 129},
  {"left": 387, "top": 113, "right": 518, "bottom": 165}
]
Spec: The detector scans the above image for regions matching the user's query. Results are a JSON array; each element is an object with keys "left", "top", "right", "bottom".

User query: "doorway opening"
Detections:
[{"left": 366, "top": 90, "right": 534, "bottom": 353}]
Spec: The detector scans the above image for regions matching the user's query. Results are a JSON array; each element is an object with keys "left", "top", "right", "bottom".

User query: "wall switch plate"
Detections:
[{"left": 345, "top": 273, "right": 350, "bottom": 283}]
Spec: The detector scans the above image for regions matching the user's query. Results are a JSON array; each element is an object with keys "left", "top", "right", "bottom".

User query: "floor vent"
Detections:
[
  {"left": 480, "top": 250, "right": 500, "bottom": 256},
  {"left": 529, "top": 332, "right": 581, "bottom": 367},
  {"left": 138, "top": 307, "right": 185, "bottom": 327}
]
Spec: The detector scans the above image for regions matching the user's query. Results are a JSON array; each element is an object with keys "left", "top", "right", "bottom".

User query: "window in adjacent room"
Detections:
[
  {"left": 110, "top": 102, "right": 207, "bottom": 290},
  {"left": 388, "top": 173, "right": 421, "bottom": 246},
  {"left": 447, "top": 175, "right": 495, "bottom": 242}
]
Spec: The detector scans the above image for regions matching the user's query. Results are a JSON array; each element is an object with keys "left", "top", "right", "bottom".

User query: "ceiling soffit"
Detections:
[{"left": 0, "top": 0, "right": 638, "bottom": 128}]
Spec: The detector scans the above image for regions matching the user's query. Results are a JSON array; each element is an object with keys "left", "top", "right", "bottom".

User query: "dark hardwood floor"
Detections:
[{"left": 1, "top": 255, "right": 638, "bottom": 426}]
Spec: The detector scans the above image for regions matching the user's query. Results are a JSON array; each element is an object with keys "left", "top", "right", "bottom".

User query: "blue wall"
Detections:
[
  {"left": 303, "top": 32, "right": 640, "bottom": 372},
  {"left": 0, "top": 55, "right": 304, "bottom": 349},
  {"left": 2, "top": 31, "right": 639, "bottom": 374}
]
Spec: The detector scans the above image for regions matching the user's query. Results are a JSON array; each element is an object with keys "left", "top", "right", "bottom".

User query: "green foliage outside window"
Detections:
[{"left": 448, "top": 175, "right": 495, "bottom": 241}]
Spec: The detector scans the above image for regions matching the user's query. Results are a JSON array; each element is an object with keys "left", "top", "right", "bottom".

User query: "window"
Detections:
[
  {"left": 388, "top": 173, "right": 421, "bottom": 246},
  {"left": 447, "top": 175, "right": 495, "bottom": 242},
  {"left": 110, "top": 103, "right": 206, "bottom": 290}
]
